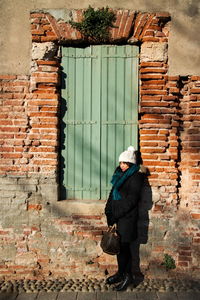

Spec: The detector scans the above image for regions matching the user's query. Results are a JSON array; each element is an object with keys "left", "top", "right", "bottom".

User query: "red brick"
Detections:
[
  {"left": 40, "top": 140, "right": 58, "bottom": 146},
  {"left": 28, "top": 100, "right": 58, "bottom": 107},
  {"left": 0, "top": 134, "right": 14, "bottom": 139},
  {"left": 140, "top": 148, "right": 166, "bottom": 153},
  {"left": 141, "top": 90, "right": 167, "bottom": 95},
  {"left": 36, "top": 153, "right": 57, "bottom": 159},
  {"left": 36, "top": 60, "right": 58, "bottom": 66},
  {"left": 141, "top": 141, "right": 158, "bottom": 146},
  {"left": 191, "top": 88, "right": 200, "bottom": 94},
  {"left": 140, "top": 68, "right": 167, "bottom": 74},
  {"left": 28, "top": 112, "right": 57, "bottom": 117},
  {"left": 168, "top": 76, "right": 179, "bottom": 81},
  {"left": 41, "top": 36, "right": 58, "bottom": 42},
  {"left": 28, "top": 204, "right": 42, "bottom": 211},
  {"left": 169, "top": 87, "right": 180, "bottom": 93},
  {"left": 192, "top": 175, "right": 200, "bottom": 180},
  {"left": 0, "top": 75, "right": 17, "bottom": 80},
  {"left": 34, "top": 77, "right": 58, "bottom": 83},
  {"left": 166, "top": 82, "right": 178, "bottom": 88},
  {"left": 141, "top": 154, "right": 158, "bottom": 159},
  {"left": 31, "top": 123, "right": 57, "bottom": 129},
  {"left": 141, "top": 80, "right": 166, "bottom": 85},
  {"left": 178, "top": 255, "right": 192, "bottom": 262},
  {"left": 33, "top": 159, "right": 57, "bottom": 165},
  {"left": 133, "top": 14, "right": 147, "bottom": 38},
  {"left": 191, "top": 213, "right": 200, "bottom": 220},
  {"left": 3, "top": 86, "right": 25, "bottom": 93},
  {"left": 32, "top": 72, "right": 57, "bottom": 78},
  {"left": 0, "top": 93, "right": 13, "bottom": 99},
  {"left": 141, "top": 135, "right": 167, "bottom": 141},
  {"left": 145, "top": 30, "right": 154, "bottom": 36},
  {"left": 29, "top": 147, "right": 56, "bottom": 152},
  {"left": 34, "top": 119, "right": 57, "bottom": 125},
  {"left": 0, "top": 147, "right": 14, "bottom": 152},
  {"left": 140, "top": 61, "right": 163, "bottom": 67},
  {"left": 191, "top": 76, "right": 200, "bottom": 81},
  {"left": 141, "top": 85, "right": 164, "bottom": 90},
  {"left": 140, "top": 74, "right": 164, "bottom": 79},
  {"left": 141, "top": 95, "right": 162, "bottom": 100},
  {"left": 140, "top": 129, "right": 159, "bottom": 134},
  {"left": 31, "top": 13, "right": 46, "bottom": 18},
  {"left": 163, "top": 96, "right": 178, "bottom": 101},
  {"left": 0, "top": 120, "right": 12, "bottom": 125},
  {"left": 41, "top": 24, "right": 52, "bottom": 31},
  {"left": 178, "top": 246, "right": 191, "bottom": 251},
  {"left": 32, "top": 36, "right": 41, "bottom": 42},
  {"left": 30, "top": 93, "right": 58, "bottom": 100},
  {"left": 141, "top": 101, "right": 169, "bottom": 107},
  {"left": 3, "top": 100, "right": 24, "bottom": 106},
  {"left": 40, "top": 108, "right": 58, "bottom": 113},
  {"left": 0, "top": 230, "right": 10, "bottom": 235},
  {"left": 179, "top": 251, "right": 192, "bottom": 256},
  {"left": 142, "top": 37, "right": 160, "bottom": 42}
]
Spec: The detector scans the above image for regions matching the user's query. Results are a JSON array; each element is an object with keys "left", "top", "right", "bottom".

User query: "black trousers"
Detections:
[{"left": 117, "top": 240, "right": 141, "bottom": 275}]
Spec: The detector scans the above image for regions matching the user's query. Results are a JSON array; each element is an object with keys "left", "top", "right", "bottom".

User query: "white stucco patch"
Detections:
[
  {"left": 140, "top": 42, "right": 168, "bottom": 62},
  {"left": 32, "top": 42, "right": 58, "bottom": 60}
]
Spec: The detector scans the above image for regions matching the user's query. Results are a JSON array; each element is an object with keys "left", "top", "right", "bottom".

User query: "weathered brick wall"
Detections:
[
  {"left": 0, "top": 9, "right": 199, "bottom": 280},
  {"left": 0, "top": 60, "right": 60, "bottom": 202},
  {"left": 139, "top": 70, "right": 200, "bottom": 277}
]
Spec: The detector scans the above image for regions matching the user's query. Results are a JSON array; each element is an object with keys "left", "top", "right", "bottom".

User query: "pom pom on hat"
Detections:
[
  {"left": 127, "top": 146, "right": 135, "bottom": 152},
  {"left": 119, "top": 146, "right": 136, "bottom": 164}
]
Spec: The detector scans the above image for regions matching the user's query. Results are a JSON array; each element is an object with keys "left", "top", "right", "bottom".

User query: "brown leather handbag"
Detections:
[{"left": 100, "top": 225, "right": 120, "bottom": 255}]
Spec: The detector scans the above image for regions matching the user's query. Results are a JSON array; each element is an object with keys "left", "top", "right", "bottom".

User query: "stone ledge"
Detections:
[{"left": 54, "top": 199, "right": 105, "bottom": 216}]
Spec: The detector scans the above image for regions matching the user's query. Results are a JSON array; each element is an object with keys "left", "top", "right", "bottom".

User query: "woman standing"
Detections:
[{"left": 105, "top": 146, "right": 145, "bottom": 291}]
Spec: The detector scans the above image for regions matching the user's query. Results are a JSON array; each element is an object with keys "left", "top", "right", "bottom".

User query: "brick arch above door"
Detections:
[{"left": 31, "top": 9, "right": 170, "bottom": 44}]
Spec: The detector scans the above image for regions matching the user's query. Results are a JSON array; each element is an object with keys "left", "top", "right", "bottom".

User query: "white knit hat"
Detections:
[{"left": 118, "top": 146, "right": 136, "bottom": 164}]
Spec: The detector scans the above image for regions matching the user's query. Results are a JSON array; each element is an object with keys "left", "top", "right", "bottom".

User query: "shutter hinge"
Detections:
[
  {"left": 66, "top": 120, "right": 97, "bottom": 125},
  {"left": 102, "top": 120, "right": 137, "bottom": 125}
]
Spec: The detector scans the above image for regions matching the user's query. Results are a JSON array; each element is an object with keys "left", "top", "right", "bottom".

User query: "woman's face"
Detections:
[{"left": 120, "top": 162, "right": 129, "bottom": 172}]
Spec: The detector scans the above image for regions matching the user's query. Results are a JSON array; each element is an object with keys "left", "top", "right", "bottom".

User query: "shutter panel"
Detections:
[
  {"left": 100, "top": 45, "right": 139, "bottom": 199},
  {"left": 61, "top": 45, "right": 138, "bottom": 200},
  {"left": 61, "top": 47, "right": 101, "bottom": 200}
]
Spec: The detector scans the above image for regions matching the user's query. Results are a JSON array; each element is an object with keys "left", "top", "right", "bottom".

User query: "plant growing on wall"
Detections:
[
  {"left": 162, "top": 254, "right": 176, "bottom": 270},
  {"left": 69, "top": 6, "right": 116, "bottom": 43}
]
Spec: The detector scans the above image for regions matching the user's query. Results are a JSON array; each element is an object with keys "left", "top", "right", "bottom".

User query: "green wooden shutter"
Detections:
[
  {"left": 61, "top": 45, "right": 138, "bottom": 200},
  {"left": 100, "top": 45, "right": 139, "bottom": 199}
]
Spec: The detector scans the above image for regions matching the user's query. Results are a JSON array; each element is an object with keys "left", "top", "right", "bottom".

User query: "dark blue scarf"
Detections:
[{"left": 111, "top": 164, "right": 140, "bottom": 200}]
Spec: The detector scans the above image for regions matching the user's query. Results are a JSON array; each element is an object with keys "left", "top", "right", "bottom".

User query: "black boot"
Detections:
[
  {"left": 115, "top": 273, "right": 133, "bottom": 291},
  {"left": 106, "top": 272, "right": 123, "bottom": 285}
]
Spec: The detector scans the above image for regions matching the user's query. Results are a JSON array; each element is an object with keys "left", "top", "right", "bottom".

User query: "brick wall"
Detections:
[
  {"left": 139, "top": 72, "right": 200, "bottom": 277},
  {"left": 0, "top": 9, "right": 199, "bottom": 280}
]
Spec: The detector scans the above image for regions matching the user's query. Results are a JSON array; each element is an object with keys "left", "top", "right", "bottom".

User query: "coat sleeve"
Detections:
[
  {"left": 104, "top": 188, "right": 117, "bottom": 226},
  {"left": 111, "top": 172, "right": 144, "bottom": 220}
]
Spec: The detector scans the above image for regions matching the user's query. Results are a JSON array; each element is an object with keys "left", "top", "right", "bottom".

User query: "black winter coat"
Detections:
[{"left": 105, "top": 168, "right": 145, "bottom": 243}]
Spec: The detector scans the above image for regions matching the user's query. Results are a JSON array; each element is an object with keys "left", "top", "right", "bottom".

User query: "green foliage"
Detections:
[
  {"left": 86, "top": 260, "right": 94, "bottom": 265},
  {"left": 162, "top": 254, "right": 176, "bottom": 270},
  {"left": 69, "top": 6, "right": 116, "bottom": 43}
]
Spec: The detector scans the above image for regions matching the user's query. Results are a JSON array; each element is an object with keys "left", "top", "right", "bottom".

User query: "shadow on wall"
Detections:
[
  {"left": 59, "top": 67, "right": 67, "bottom": 200},
  {"left": 132, "top": 152, "right": 153, "bottom": 277}
]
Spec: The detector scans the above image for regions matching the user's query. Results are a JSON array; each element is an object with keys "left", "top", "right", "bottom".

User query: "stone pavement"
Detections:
[
  {"left": 0, "top": 277, "right": 200, "bottom": 300},
  {"left": 0, "top": 291, "right": 200, "bottom": 300}
]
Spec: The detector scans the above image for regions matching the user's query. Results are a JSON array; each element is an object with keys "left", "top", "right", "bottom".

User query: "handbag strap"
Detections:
[{"left": 108, "top": 224, "right": 117, "bottom": 233}]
